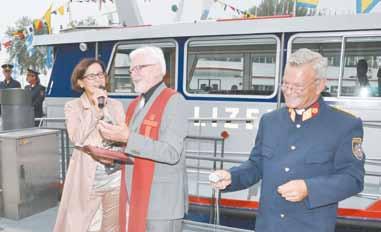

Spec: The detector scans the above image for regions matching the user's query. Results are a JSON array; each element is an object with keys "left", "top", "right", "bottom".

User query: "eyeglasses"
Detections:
[
  {"left": 83, "top": 72, "right": 106, "bottom": 80},
  {"left": 128, "top": 64, "right": 156, "bottom": 75},
  {"left": 281, "top": 79, "right": 319, "bottom": 95}
]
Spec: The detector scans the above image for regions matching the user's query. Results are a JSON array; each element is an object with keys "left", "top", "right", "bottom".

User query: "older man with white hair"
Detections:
[
  {"left": 99, "top": 46, "right": 188, "bottom": 232},
  {"left": 210, "top": 48, "right": 365, "bottom": 232}
]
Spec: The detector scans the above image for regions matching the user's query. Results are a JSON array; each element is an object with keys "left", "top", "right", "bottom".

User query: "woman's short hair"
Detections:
[{"left": 71, "top": 58, "right": 109, "bottom": 92}]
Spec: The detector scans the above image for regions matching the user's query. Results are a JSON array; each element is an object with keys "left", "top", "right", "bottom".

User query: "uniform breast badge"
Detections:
[{"left": 352, "top": 137, "right": 364, "bottom": 160}]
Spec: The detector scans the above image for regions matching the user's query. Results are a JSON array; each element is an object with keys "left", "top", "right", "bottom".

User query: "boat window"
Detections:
[
  {"left": 108, "top": 41, "right": 177, "bottom": 94},
  {"left": 341, "top": 37, "right": 381, "bottom": 97},
  {"left": 186, "top": 37, "right": 278, "bottom": 97},
  {"left": 291, "top": 37, "right": 342, "bottom": 97}
]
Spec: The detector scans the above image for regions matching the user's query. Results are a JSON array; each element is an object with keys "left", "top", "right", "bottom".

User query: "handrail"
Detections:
[
  {"left": 35, "top": 117, "right": 66, "bottom": 128},
  {"left": 35, "top": 117, "right": 65, "bottom": 121},
  {"left": 185, "top": 135, "right": 226, "bottom": 226},
  {"left": 363, "top": 120, "right": 381, "bottom": 129},
  {"left": 188, "top": 117, "right": 255, "bottom": 122},
  {"left": 186, "top": 155, "right": 243, "bottom": 164},
  {"left": 186, "top": 154, "right": 381, "bottom": 205},
  {"left": 186, "top": 155, "right": 381, "bottom": 175},
  {"left": 186, "top": 135, "right": 225, "bottom": 141},
  {"left": 183, "top": 220, "right": 254, "bottom": 232},
  {"left": 365, "top": 171, "right": 381, "bottom": 177},
  {"left": 357, "top": 192, "right": 381, "bottom": 200}
]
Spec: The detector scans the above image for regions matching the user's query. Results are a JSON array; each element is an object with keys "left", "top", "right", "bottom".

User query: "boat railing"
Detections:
[
  {"left": 183, "top": 220, "right": 254, "bottom": 232},
  {"left": 34, "top": 117, "right": 381, "bottom": 228},
  {"left": 363, "top": 120, "right": 381, "bottom": 129},
  {"left": 362, "top": 120, "right": 381, "bottom": 200},
  {"left": 35, "top": 117, "right": 66, "bottom": 128},
  {"left": 185, "top": 135, "right": 227, "bottom": 226},
  {"left": 35, "top": 117, "right": 70, "bottom": 182}
]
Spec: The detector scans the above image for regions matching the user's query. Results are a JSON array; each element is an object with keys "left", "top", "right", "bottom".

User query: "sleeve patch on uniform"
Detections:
[{"left": 352, "top": 137, "right": 364, "bottom": 160}]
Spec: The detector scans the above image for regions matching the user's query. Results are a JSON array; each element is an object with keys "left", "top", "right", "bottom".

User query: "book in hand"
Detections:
[{"left": 75, "top": 145, "right": 134, "bottom": 164}]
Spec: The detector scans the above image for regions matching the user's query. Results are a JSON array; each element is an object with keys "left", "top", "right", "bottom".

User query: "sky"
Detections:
[
  {"left": 1, "top": 0, "right": 381, "bottom": 85},
  {"left": 0, "top": 0, "right": 115, "bottom": 70},
  {"left": 3, "top": 0, "right": 381, "bottom": 34},
  {"left": 2, "top": 0, "right": 381, "bottom": 36}
]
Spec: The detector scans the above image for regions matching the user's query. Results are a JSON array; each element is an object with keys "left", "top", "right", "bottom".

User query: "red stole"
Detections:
[{"left": 125, "top": 88, "right": 176, "bottom": 232}]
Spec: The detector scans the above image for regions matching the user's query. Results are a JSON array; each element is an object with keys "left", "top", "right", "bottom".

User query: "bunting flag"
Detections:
[
  {"left": 43, "top": 5, "right": 52, "bottom": 34},
  {"left": 201, "top": 0, "right": 214, "bottom": 20},
  {"left": 25, "top": 34, "right": 35, "bottom": 57},
  {"left": 356, "top": 0, "right": 380, "bottom": 13},
  {"left": 296, "top": 0, "right": 319, "bottom": 9},
  {"left": 45, "top": 46, "right": 54, "bottom": 68},
  {"left": 2, "top": 39, "right": 12, "bottom": 49},
  {"left": 33, "top": 19, "right": 44, "bottom": 32},
  {"left": 213, "top": 0, "right": 254, "bottom": 18},
  {"left": 26, "top": 24, "right": 34, "bottom": 35},
  {"left": 57, "top": 5, "right": 65, "bottom": 15},
  {"left": 12, "top": 30, "right": 25, "bottom": 40}
]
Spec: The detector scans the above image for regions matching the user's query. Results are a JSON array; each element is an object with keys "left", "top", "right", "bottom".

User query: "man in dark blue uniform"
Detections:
[
  {"left": 210, "top": 48, "right": 365, "bottom": 232},
  {"left": 0, "top": 64, "right": 21, "bottom": 89},
  {"left": 0, "top": 64, "right": 21, "bottom": 115},
  {"left": 25, "top": 68, "right": 45, "bottom": 126}
]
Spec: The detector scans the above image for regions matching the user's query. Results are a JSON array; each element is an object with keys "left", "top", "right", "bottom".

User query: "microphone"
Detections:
[{"left": 98, "top": 85, "right": 106, "bottom": 109}]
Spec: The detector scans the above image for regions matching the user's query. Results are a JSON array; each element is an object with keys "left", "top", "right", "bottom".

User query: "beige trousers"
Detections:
[{"left": 88, "top": 187, "right": 120, "bottom": 232}]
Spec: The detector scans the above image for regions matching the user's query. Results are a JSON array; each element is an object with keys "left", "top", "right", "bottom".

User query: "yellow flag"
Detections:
[
  {"left": 57, "top": 5, "right": 65, "bottom": 15},
  {"left": 296, "top": 0, "right": 319, "bottom": 9},
  {"left": 43, "top": 5, "right": 52, "bottom": 34},
  {"left": 356, "top": 0, "right": 380, "bottom": 13}
]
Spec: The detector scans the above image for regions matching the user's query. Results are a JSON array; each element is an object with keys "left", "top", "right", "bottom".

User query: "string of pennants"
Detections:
[
  {"left": 1, "top": 0, "right": 114, "bottom": 51},
  {"left": 70, "top": 0, "right": 114, "bottom": 10},
  {"left": 212, "top": 0, "right": 254, "bottom": 18},
  {"left": 70, "top": 0, "right": 113, "bottom": 2},
  {"left": 0, "top": 4, "right": 65, "bottom": 69},
  {"left": 1, "top": 4, "right": 64, "bottom": 49}
]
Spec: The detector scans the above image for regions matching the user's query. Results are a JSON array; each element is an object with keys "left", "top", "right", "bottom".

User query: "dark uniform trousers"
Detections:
[{"left": 225, "top": 97, "right": 365, "bottom": 232}]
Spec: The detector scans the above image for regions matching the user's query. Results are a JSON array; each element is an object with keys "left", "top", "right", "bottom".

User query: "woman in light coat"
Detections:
[{"left": 54, "top": 58, "right": 128, "bottom": 232}]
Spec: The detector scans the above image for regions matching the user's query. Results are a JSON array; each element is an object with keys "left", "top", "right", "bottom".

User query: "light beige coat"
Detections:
[{"left": 53, "top": 94, "right": 126, "bottom": 232}]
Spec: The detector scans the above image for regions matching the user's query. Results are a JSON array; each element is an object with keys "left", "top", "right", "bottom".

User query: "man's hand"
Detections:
[
  {"left": 277, "top": 179, "right": 308, "bottom": 202},
  {"left": 98, "top": 120, "right": 129, "bottom": 143},
  {"left": 209, "top": 170, "right": 232, "bottom": 190}
]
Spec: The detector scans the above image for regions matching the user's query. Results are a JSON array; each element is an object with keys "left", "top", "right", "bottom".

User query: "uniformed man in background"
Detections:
[
  {"left": 0, "top": 64, "right": 21, "bottom": 115},
  {"left": 210, "top": 48, "right": 365, "bottom": 232},
  {"left": 25, "top": 68, "right": 45, "bottom": 126},
  {"left": 0, "top": 64, "right": 21, "bottom": 89}
]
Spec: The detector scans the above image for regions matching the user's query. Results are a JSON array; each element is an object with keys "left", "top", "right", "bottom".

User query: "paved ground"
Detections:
[
  {"left": 0, "top": 207, "right": 252, "bottom": 232},
  {"left": 0, "top": 207, "right": 56, "bottom": 232}
]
